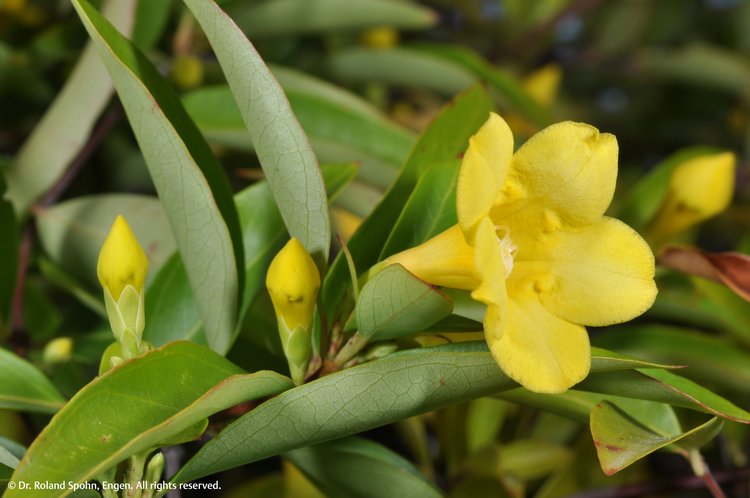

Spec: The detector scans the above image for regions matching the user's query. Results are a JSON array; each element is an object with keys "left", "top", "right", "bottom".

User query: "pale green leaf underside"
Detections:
[{"left": 184, "top": 0, "right": 331, "bottom": 269}]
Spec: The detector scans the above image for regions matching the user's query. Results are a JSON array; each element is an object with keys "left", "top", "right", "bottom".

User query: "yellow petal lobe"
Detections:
[{"left": 457, "top": 112, "right": 513, "bottom": 241}]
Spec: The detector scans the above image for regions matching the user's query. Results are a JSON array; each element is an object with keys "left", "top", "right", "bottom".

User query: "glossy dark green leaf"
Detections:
[
  {"left": 0, "top": 348, "right": 65, "bottom": 414},
  {"left": 4, "top": 0, "right": 135, "bottom": 215},
  {"left": 7, "top": 342, "right": 292, "bottom": 498},
  {"left": 172, "top": 344, "right": 670, "bottom": 483},
  {"left": 322, "top": 85, "right": 493, "bottom": 324},
  {"left": 286, "top": 437, "right": 444, "bottom": 498},
  {"left": 230, "top": 0, "right": 436, "bottom": 37},
  {"left": 356, "top": 264, "right": 453, "bottom": 341},
  {"left": 72, "top": 0, "right": 244, "bottom": 355},
  {"left": 184, "top": 0, "right": 330, "bottom": 269},
  {"left": 380, "top": 160, "right": 459, "bottom": 258},
  {"left": 132, "top": 0, "right": 174, "bottom": 50}
]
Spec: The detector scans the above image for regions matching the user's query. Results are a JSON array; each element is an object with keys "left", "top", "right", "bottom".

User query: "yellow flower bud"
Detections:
[
  {"left": 97, "top": 215, "right": 148, "bottom": 301},
  {"left": 266, "top": 238, "right": 321, "bottom": 333},
  {"left": 361, "top": 27, "right": 399, "bottom": 50},
  {"left": 42, "top": 337, "right": 73, "bottom": 365},
  {"left": 647, "top": 152, "right": 736, "bottom": 245},
  {"left": 266, "top": 238, "right": 320, "bottom": 385}
]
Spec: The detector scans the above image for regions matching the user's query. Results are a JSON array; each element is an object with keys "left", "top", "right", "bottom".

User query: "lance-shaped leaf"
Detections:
[
  {"left": 4, "top": 0, "right": 136, "bottom": 216},
  {"left": 0, "top": 348, "right": 65, "bottom": 414},
  {"left": 286, "top": 437, "right": 444, "bottom": 498},
  {"left": 590, "top": 401, "right": 723, "bottom": 475},
  {"left": 0, "top": 169, "right": 17, "bottom": 324},
  {"left": 183, "top": 0, "right": 330, "bottom": 270},
  {"left": 7, "top": 342, "right": 292, "bottom": 498},
  {"left": 356, "top": 264, "right": 453, "bottom": 341},
  {"left": 171, "top": 344, "right": 673, "bottom": 483},
  {"left": 71, "top": 0, "right": 244, "bottom": 354}
]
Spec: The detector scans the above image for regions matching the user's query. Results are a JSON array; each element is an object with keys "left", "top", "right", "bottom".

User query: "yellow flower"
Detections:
[
  {"left": 267, "top": 238, "right": 321, "bottom": 385},
  {"left": 97, "top": 214, "right": 148, "bottom": 300},
  {"left": 387, "top": 113, "right": 657, "bottom": 393},
  {"left": 646, "top": 152, "right": 735, "bottom": 245}
]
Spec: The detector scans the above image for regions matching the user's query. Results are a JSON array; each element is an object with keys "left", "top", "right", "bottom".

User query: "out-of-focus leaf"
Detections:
[
  {"left": 171, "top": 344, "right": 672, "bottom": 483},
  {"left": 692, "top": 278, "right": 750, "bottom": 347},
  {"left": 356, "top": 264, "right": 453, "bottom": 341},
  {"left": 322, "top": 85, "right": 493, "bottom": 324},
  {"left": 224, "top": 473, "right": 285, "bottom": 498},
  {"left": 594, "top": 324, "right": 750, "bottom": 394},
  {"left": 380, "top": 160, "right": 459, "bottom": 258},
  {"left": 36, "top": 194, "right": 176, "bottom": 289},
  {"left": 466, "top": 398, "right": 506, "bottom": 454},
  {"left": 38, "top": 258, "right": 106, "bottom": 317},
  {"left": 7, "top": 342, "right": 292, "bottom": 498},
  {"left": 286, "top": 437, "right": 444, "bottom": 498},
  {"left": 184, "top": 0, "right": 330, "bottom": 269},
  {"left": 0, "top": 170, "right": 17, "bottom": 326},
  {"left": 230, "top": 0, "right": 436, "bottom": 37},
  {"left": 411, "top": 43, "right": 549, "bottom": 127},
  {"left": 5, "top": 0, "right": 136, "bottom": 215},
  {"left": 639, "top": 43, "right": 750, "bottom": 102},
  {"left": 658, "top": 247, "right": 750, "bottom": 302},
  {"left": 500, "top": 441, "right": 570, "bottom": 481},
  {"left": 0, "top": 348, "right": 65, "bottom": 414},
  {"left": 328, "top": 47, "right": 476, "bottom": 96},
  {"left": 321, "top": 163, "right": 359, "bottom": 203},
  {"left": 615, "top": 147, "right": 720, "bottom": 230},
  {"left": 132, "top": 0, "right": 173, "bottom": 49},
  {"left": 72, "top": 0, "right": 244, "bottom": 354},
  {"left": 590, "top": 401, "right": 722, "bottom": 475}
]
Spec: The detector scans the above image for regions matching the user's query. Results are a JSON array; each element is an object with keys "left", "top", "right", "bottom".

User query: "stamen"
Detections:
[{"left": 494, "top": 225, "right": 517, "bottom": 278}]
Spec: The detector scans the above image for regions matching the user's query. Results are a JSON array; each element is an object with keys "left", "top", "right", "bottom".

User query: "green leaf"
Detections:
[
  {"left": 380, "top": 160, "right": 459, "bottom": 258},
  {"left": 132, "top": 0, "right": 174, "bottom": 50},
  {"left": 286, "top": 437, "right": 444, "bottom": 498},
  {"left": 328, "top": 47, "right": 476, "bottom": 96},
  {"left": 356, "top": 264, "right": 453, "bottom": 341},
  {"left": 172, "top": 343, "right": 668, "bottom": 483},
  {"left": 36, "top": 194, "right": 176, "bottom": 289},
  {"left": 72, "top": 0, "right": 244, "bottom": 354},
  {"left": 322, "top": 85, "right": 493, "bottom": 324},
  {"left": 183, "top": 0, "right": 330, "bottom": 269},
  {"left": 0, "top": 348, "right": 65, "bottom": 413},
  {"left": 7, "top": 342, "right": 292, "bottom": 497},
  {"left": 230, "top": 0, "right": 437, "bottom": 37},
  {"left": 321, "top": 163, "right": 360, "bottom": 204},
  {"left": 0, "top": 170, "right": 17, "bottom": 325},
  {"left": 411, "top": 43, "right": 550, "bottom": 127},
  {"left": 4, "top": 0, "right": 136, "bottom": 215},
  {"left": 593, "top": 324, "right": 750, "bottom": 394},
  {"left": 590, "top": 401, "right": 723, "bottom": 475},
  {"left": 0, "top": 444, "right": 20, "bottom": 470},
  {"left": 579, "top": 368, "right": 750, "bottom": 423}
]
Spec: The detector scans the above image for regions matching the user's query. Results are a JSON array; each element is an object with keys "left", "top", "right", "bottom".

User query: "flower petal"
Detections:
[
  {"left": 486, "top": 293, "right": 590, "bottom": 394},
  {"left": 458, "top": 112, "right": 513, "bottom": 241},
  {"left": 516, "top": 217, "right": 657, "bottom": 326},
  {"left": 384, "top": 225, "right": 479, "bottom": 290},
  {"left": 470, "top": 216, "right": 509, "bottom": 310},
  {"left": 493, "top": 121, "right": 617, "bottom": 227}
]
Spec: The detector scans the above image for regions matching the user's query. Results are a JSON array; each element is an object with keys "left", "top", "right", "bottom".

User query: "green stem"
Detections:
[{"left": 333, "top": 332, "right": 370, "bottom": 367}]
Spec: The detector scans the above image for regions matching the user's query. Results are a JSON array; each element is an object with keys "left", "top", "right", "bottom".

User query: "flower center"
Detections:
[{"left": 495, "top": 225, "right": 517, "bottom": 278}]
